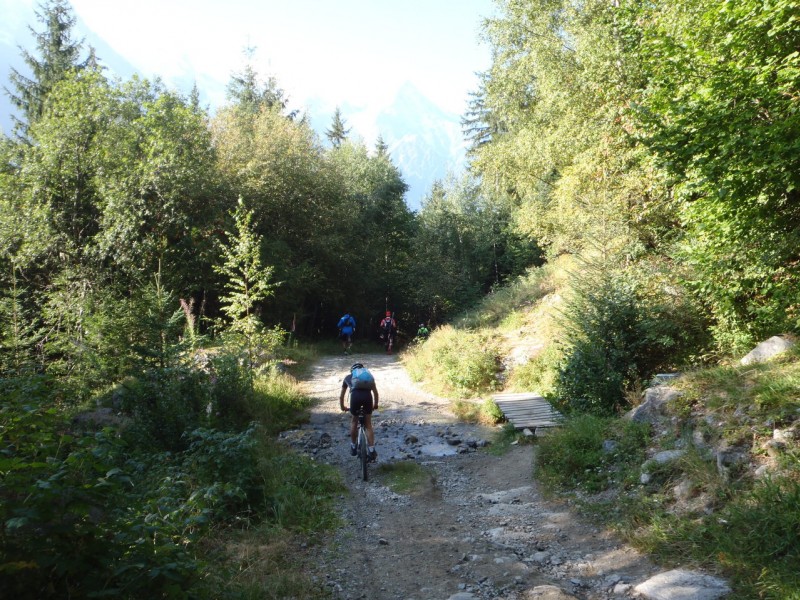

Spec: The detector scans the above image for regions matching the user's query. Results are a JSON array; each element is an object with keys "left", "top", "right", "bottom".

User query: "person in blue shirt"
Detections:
[
  {"left": 337, "top": 312, "right": 356, "bottom": 354},
  {"left": 339, "top": 363, "right": 379, "bottom": 461}
]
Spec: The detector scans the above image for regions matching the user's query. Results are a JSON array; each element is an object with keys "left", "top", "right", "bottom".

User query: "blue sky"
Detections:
[{"left": 1, "top": 0, "right": 496, "bottom": 205}]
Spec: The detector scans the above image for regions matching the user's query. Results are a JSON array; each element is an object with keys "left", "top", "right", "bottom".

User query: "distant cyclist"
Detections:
[
  {"left": 416, "top": 323, "right": 430, "bottom": 340},
  {"left": 379, "top": 311, "right": 397, "bottom": 354},
  {"left": 337, "top": 312, "right": 356, "bottom": 354},
  {"left": 339, "top": 362, "right": 379, "bottom": 461}
]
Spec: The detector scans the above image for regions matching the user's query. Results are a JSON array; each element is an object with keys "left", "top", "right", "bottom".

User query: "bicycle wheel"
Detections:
[{"left": 358, "top": 427, "right": 369, "bottom": 481}]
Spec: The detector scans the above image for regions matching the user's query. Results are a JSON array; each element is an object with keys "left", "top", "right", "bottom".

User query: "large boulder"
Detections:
[{"left": 740, "top": 335, "right": 795, "bottom": 366}]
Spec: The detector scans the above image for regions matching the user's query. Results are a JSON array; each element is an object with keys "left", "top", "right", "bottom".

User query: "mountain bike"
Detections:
[{"left": 355, "top": 405, "right": 370, "bottom": 481}]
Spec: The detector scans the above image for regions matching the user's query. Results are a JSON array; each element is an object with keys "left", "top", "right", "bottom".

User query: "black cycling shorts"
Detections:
[
  {"left": 349, "top": 389, "right": 373, "bottom": 415},
  {"left": 339, "top": 332, "right": 352, "bottom": 342}
]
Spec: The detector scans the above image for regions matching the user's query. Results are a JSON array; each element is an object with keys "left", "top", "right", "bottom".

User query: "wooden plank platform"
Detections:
[{"left": 492, "top": 392, "right": 563, "bottom": 430}]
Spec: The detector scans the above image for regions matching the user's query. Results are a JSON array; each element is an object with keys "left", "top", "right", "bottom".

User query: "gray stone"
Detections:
[
  {"left": 530, "top": 551, "right": 550, "bottom": 564},
  {"left": 523, "top": 585, "right": 578, "bottom": 599},
  {"left": 613, "top": 582, "right": 633, "bottom": 595},
  {"left": 673, "top": 478, "right": 693, "bottom": 501},
  {"left": 740, "top": 335, "right": 795, "bottom": 366},
  {"left": 626, "top": 386, "right": 682, "bottom": 424},
  {"left": 762, "top": 439, "right": 786, "bottom": 458},
  {"left": 447, "top": 593, "right": 476, "bottom": 600},
  {"left": 774, "top": 427, "right": 796, "bottom": 443},
  {"left": 634, "top": 569, "right": 730, "bottom": 600},
  {"left": 754, "top": 464, "right": 771, "bottom": 478},
  {"left": 715, "top": 444, "right": 748, "bottom": 477},
  {"left": 651, "top": 373, "right": 681, "bottom": 386},
  {"left": 692, "top": 428, "right": 711, "bottom": 450},
  {"left": 652, "top": 449, "right": 685, "bottom": 464},
  {"left": 602, "top": 440, "right": 618, "bottom": 453}
]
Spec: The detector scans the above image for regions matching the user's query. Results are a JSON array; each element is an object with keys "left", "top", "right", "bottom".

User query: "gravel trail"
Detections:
[{"left": 286, "top": 353, "right": 660, "bottom": 600}]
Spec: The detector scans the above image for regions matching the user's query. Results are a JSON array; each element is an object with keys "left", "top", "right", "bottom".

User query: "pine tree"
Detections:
[
  {"left": 213, "top": 199, "right": 279, "bottom": 368},
  {"left": 375, "top": 134, "right": 389, "bottom": 158},
  {"left": 462, "top": 72, "right": 505, "bottom": 154},
  {"left": 325, "top": 107, "right": 350, "bottom": 148},
  {"left": 6, "top": 0, "right": 94, "bottom": 138},
  {"left": 226, "top": 46, "right": 294, "bottom": 117}
]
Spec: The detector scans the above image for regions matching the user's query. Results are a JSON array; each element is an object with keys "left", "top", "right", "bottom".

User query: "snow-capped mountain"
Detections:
[
  {"left": 376, "top": 83, "right": 468, "bottom": 210},
  {"left": 309, "top": 82, "right": 469, "bottom": 211}
]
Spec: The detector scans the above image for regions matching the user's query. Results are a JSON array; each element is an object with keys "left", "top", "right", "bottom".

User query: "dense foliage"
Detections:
[
  {"left": 0, "top": 3, "right": 536, "bottom": 596},
  {"left": 466, "top": 0, "right": 800, "bottom": 406}
]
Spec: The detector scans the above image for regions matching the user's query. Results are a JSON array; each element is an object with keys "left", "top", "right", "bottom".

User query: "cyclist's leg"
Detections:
[
  {"left": 349, "top": 414, "right": 358, "bottom": 444},
  {"left": 364, "top": 414, "right": 375, "bottom": 446}
]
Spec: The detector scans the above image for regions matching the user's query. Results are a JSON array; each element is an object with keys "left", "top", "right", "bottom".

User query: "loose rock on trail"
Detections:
[{"left": 282, "top": 354, "right": 727, "bottom": 600}]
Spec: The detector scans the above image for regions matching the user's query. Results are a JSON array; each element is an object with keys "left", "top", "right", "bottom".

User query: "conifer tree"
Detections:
[
  {"left": 214, "top": 199, "right": 280, "bottom": 367},
  {"left": 325, "top": 107, "right": 350, "bottom": 148},
  {"left": 226, "top": 46, "right": 294, "bottom": 117},
  {"left": 6, "top": 0, "right": 95, "bottom": 138},
  {"left": 375, "top": 134, "right": 389, "bottom": 158}
]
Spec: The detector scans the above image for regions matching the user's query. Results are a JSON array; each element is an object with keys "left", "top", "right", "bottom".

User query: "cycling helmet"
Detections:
[{"left": 351, "top": 363, "right": 364, "bottom": 371}]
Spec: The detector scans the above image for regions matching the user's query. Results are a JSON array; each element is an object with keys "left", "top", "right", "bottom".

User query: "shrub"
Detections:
[
  {"left": 556, "top": 267, "right": 707, "bottom": 415},
  {"left": 506, "top": 343, "right": 562, "bottom": 397},
  {"left": 120, "top": 366, "right": 210, "bottom": 450}
]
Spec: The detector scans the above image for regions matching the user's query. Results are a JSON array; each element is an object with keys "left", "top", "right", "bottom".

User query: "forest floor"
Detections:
[{"left": 286, "top": 353, "right": 662, "bottom": 600}]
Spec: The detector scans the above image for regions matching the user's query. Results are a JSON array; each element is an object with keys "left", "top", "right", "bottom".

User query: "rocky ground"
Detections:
[{"left": 282, "top": 353, "right": 729, "bottom": 600}]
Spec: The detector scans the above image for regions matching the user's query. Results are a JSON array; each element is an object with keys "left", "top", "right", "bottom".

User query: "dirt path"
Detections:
[{"left": 287, "top": 353, "right": 660, "bottom": 600}]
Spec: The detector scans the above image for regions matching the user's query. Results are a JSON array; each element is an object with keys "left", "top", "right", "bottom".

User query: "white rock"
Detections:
[
  {"left": 634, "top": 569, "right": 731, "bottom": 600},
  {"left": 740, "top": 335, "right": 794, "bottom": 366}
]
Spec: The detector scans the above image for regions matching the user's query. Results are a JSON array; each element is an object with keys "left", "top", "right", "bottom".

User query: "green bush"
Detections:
[
  {"left": 506, "top": 344, "right": 562, "bottom": 397},
  {"left": 120, "top": 366, "right": 210, "bottom": 450},
  {"left": 0, "top": 381, "right": 200, "bottom": 599},
  {"left": 556, "top": 268, "right": 706, "bottom": 415}
]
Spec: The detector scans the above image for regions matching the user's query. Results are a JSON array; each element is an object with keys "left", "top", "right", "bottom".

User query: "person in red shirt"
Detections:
[{"left": 379, "top": 311, "right": 397, "bottom": 354}]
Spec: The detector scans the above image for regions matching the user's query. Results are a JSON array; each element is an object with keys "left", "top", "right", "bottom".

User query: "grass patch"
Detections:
[
  {"left": 375, "top": 461, "right": 436, "bottom": 495},
  {"left": 208, "top": 529, "right": 330, "bottom": 599},
  {"left": 404, "top": 325, "right": 500, "bottom": 397},
  {"left": 505, "top": 344, "right": 562, "bottom": 396},
  {"left": 451, "top": 397, "right": 504, "bottom": 424},
  {"left": 255, "top": 438, "right": 344, "bottom": 531},
  {"left": 454, "top": 259, "right": 570, "bottom": 330},
  {"left": 539, "top": 349, "right": 800, "bottom": 599},
  {"left": 485, "top": 423, "right": 536, "bottom": 455},
  {"left": 247, "top": 373, "right": 313, "bottom": 435},
  {"left": 624, "top": 476, "right": 800, "bottom": 600},
  {"left": 535, "top": 414, "right": 651, "bottom": 494}
]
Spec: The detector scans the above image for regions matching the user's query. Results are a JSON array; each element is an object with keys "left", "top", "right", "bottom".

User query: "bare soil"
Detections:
[{"left": 287, "top": 353, "right": 660, "bottom": 600}]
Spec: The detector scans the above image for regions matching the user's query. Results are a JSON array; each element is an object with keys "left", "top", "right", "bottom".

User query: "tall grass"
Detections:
[
  {"left": 405, "top": 324, "right": 500, "bottom": 396},
  {"left": 454, "top": 258, "right": 571, "bottom": 330},
  {"left": 535, "top": 414, "right": 650, "bottom": 493}
]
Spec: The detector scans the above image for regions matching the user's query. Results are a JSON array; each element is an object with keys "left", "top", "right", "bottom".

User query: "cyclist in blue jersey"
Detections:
[
  {"left": 337, "top": 312, "right": 356, "bottom": 354},
  {"left": 339, "top": 363, "right": 379, "bottom": 461}
]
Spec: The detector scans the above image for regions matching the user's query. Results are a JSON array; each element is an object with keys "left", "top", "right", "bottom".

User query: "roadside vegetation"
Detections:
[{"left": 407, "top": 256, "right": 800, "bottom": 599}]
